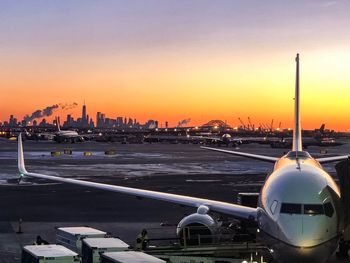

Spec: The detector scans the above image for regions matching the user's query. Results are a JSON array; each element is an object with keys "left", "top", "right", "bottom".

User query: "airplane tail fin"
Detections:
[
  {"left": 18, "top": 133, "right": 27, "bottom": 175},
  {"left": 320, "top": 124, "right": 325, "bottom": 133},
  {"left": 292, "top": 53, "right": 302, "bottom": 152},
  {"left": 55, "top": 116, "right": 61, "bottom": 132}
]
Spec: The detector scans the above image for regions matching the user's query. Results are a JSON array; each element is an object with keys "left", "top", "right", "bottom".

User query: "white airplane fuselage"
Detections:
[
  {"left": 257, "top": 151, "right": 341, "bottom": 262},
  {"left": 57, "top": 130, "right": 79, "bottom": 137}
]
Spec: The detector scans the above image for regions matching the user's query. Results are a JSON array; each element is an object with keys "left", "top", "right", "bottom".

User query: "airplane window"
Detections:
[
  {"left": 304, "top": 204, "right": 324, "bottom": 215},
  {"left": 270, "top": 200, "right": 278, "bottom": 215},
  {"left": 280, "top": 203, "right": 302, "bottom": 214},
  {"left": 324, "top": 202, "right": 334, "bottom": 217}
]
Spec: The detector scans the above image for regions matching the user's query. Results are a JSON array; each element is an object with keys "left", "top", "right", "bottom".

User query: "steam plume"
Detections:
[
  {"left": 24, "top": 103, "right": 78, "bottom": 122},
  {"left": 177, "top": 118, "right": 191, "bottom": 127}
]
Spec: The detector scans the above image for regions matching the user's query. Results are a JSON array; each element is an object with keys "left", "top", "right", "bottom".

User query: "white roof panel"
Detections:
[
  {"left": 24, "top": 245, "right": 78, "bottom": 258},
  {"left": 102, "top": 251, "right": 165, "bottom": 263},
  {"left": 58, "top": 227, "right": 106, "bottom": 236},
  {"left": 83, "top": 238, "right": 129, "bottom": 249}
]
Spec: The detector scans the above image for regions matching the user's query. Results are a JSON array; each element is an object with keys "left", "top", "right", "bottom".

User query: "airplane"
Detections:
[
  {"left": 193, "top": 133, "right": 243, "bottom": 147},
  {"left": 54, "top": 117, "right": 84, "bottom": 143},
  {"left": 31, "top": 117, "right": 84, "bottom": 142},
  {"left": 144, "top": 133, "right": 243, "bottom": 146},
  {"left": 270, "top": 136, "right": 343, "bottom": 149},
  {"left": 17, "top": 54, "right": 349, "bottom": 262},
  {"left": 270, "top": 124, "right": 343, "bottom": 149}
]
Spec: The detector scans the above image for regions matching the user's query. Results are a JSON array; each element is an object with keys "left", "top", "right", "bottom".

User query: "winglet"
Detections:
[
  {"left": 18, "top": 133, "right": 27, "bottom": 175},
  {"left": 292, "top": 53, "right": 302, "bottom": 152}
]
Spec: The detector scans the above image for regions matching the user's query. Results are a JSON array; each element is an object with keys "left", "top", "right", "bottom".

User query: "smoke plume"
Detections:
[
  {"left": 177, "top": 118, "right": 191, "bottom": 127},
  {"left": 60, "top": 102, "right": 78, "bottom": 110},
  {"left": 24, "top": 103, "right": 78, "bottom": 122}
]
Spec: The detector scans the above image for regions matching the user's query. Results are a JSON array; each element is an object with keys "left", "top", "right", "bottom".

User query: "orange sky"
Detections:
[
  {"left": 0, "top": 1, "right": 349, "bottom": 131},
  {"left": 1, "top": 49, "right": 349, "bottom": 131}
]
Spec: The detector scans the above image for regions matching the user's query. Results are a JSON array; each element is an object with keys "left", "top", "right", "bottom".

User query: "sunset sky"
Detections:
[{"left": 1, "top": 0, "right": 349, "bottom": 131}]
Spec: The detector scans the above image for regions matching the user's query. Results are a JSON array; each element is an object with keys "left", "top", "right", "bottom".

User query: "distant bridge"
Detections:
[{"left": 201, "top": 120, "right": 231, "bottom": 129}]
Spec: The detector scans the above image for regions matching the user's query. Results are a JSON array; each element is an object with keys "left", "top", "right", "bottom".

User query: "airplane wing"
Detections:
[
  {"left": 191, "top": 136, "right": 221, "bottom": 142},
  {"left": 17, "top": 134, "right": 256, "bottom": 221},
  {"left": 194, "top": 136, "right": 241, "bottom": 143},
  {"left": 201, "top": 146, "right": 278, "bottom": 163},
  {"left": 316, "top": 155, "right": 349, "bottom": 164}
]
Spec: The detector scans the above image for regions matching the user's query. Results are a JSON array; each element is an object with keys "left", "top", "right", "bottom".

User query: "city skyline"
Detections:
[
  {"left": 0, "top": 102, "right": 159, "bottom": 130},
  {"left": 0, "top": 101, "right": 341, "bottom": 132},
  {"left": 1, "top": 1, "right": 349, "bottom": 131}
]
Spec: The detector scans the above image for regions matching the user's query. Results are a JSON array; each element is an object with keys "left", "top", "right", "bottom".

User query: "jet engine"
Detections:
[{"left": 176, "top": 205, "right": 219, "bottom": 245}]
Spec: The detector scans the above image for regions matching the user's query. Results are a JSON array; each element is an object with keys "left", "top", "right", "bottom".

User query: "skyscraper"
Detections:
[
  {"left": 82, "top": 102, "right": 87, "bottom": 125},
  {"left": 96, "top": 112, "right": 101, "bottom": 128}
]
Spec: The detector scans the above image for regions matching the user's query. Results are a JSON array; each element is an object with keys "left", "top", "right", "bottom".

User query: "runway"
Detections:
[{"left": 0, "top": 140, "right": 349, "bottom": 262}]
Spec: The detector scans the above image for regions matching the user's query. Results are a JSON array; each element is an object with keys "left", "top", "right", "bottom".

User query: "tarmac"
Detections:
[{"left": 0, "top": 139, "right": 349, "bottom": 262}]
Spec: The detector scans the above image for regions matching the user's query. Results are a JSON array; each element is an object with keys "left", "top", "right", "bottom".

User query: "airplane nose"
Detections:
[
  {"left": 276, "top": 215, "right": 338, "bottom": 263},
  {"left": 274, "top": 238, "right": 337, "bottom": 263},
  {"left": 279, "top": 215, "right": 331, "bottom": 247}
]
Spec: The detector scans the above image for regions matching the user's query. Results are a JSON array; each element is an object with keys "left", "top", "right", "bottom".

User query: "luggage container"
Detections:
[
  {"left": 82, "top": 238, "right": 129, "bottom": 263},
  {"left": 22, "top": 244, "right": 79, "bottom": 263},
  {"left": 56, "top": 227, "right": 107, "bottom": 254},
  {"left": 101, "top": 251, "right": 165, "bottom": 263}
]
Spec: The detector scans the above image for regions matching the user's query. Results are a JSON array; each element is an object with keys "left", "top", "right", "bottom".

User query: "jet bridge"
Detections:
[{"left": 335, "top": 158, "right": 350, "bottom": 238}]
